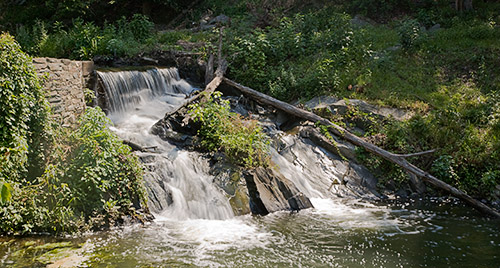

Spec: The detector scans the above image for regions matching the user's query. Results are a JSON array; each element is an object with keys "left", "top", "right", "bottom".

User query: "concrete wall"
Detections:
[{"left": 32, "top": 58, "right": 94, "bottom": 128}]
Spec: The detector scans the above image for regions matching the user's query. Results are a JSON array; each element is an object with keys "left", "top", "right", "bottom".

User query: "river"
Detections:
[{"left": 1, "top": 67, "right": 498, "bottom": 267}]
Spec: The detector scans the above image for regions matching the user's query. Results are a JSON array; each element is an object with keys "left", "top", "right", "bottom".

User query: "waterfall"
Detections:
[
  {"left": 96, "top": 67, "right": 234, "bottom": 220},
  {"left": 98, "top": 68, "right": 194, "bottom": 114}
]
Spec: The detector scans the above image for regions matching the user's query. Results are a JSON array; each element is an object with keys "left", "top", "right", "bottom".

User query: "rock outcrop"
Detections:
[{"left": 243, "top": 167, "right": 313, "bottom": 215}]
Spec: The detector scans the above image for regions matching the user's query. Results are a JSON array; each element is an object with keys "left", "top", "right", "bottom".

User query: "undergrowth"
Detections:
[{"left": 189, "top": 91, "right": 270, "bottom": 168}]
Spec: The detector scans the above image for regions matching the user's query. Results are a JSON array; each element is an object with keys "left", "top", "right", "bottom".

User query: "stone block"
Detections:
[
  {"left": 48, "top": 63, "right": 63, "bottom": 71},
  {"left": 81, "top": 61, "right": 94, "bottom": 76},
  {"left": 32, "top": 58, "right": 47, "bottom": 64},
  {"left": 48, "top": 96, "right": 62, "bottom": 103}
]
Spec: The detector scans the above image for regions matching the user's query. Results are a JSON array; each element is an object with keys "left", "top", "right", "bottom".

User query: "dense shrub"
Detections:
[
  {"left": 1, "top": 107, "right": 147, "bottom": 235},
  {"left": 64, "top": 107, "right": 146, "bottom": 222},
  {"left": 397, "top": 18, "right": 427, "bottom": 50},
  {"left": 227, "top": 11, "right": 371, "bottom": 101},
  {"left": 189, "top": 92, "right": 270, "bottom": 168},
  {"left": 0, "top": 33, "right": 51, "bottom": 182},
  {"left": 14, "top": 15, "right": 156, "bottom": 60}
]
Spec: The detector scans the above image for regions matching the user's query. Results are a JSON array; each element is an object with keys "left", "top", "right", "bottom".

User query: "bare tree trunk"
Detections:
[{"left": 223, "top": 78, "right": 500, "bottom": 218}]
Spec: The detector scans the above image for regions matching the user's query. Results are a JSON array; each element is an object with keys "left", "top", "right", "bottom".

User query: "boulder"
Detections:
[
  {"left": 243, "top": 167, "right": 313, "bottom": 215},
  {"left": 211, "top": 162, "right": 252, "bottom": 216}
]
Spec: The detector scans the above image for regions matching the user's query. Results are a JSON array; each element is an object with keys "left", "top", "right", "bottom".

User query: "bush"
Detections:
[
  {"left": 15, "top": 14, "right": 156, "bottom": 60},
  {"left": 0, "top": 33, "right": 51, "bottom": 182},
  {"left": 14, "top": 20, "right": 49, "bottom": 55},
  {"left": 227, "top": 11, "right": 371, "bottom": 100},
  {"left": 189, "top": 92, "right": 270, "bottom": 168},
  {"left": 64, "top": 107, "right": 146, "bottom": 221},
  {"left": 0, "top": 107, "right": 148, "bottom": 235},
  {"left": 397, "top": 18, "right": 426, "bottom": 50}
]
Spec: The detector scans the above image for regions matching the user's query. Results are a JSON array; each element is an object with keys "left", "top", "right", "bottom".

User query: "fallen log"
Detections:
[{"left": 223, "top": 78, "right": 500, "bottom": 218}]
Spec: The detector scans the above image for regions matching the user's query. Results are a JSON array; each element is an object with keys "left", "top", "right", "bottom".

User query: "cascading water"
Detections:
[
  {"left": 97, "top": 67, "right": 234, "bottom": 220},
  {"left": 2, "top": 67, "right": 498, "bottom": 268},
  {"left": 96, "top": 66, "right": 394, "bottom": 223}
]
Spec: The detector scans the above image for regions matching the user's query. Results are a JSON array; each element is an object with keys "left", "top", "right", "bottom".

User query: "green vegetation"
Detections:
[
  {"left": 2, "top": 0, "right": 500, "bottom": 227},
  {"left": 0, "top": 34, "right": 147, "bottom": 235},
  {"left": 226, "top": 10, "right": 370, "bottom": 101},
  {"left": 14, "top": 15, "right": 155, "bottom": 59},
  {"left": 209, "top": 0, "right": 500, "bottom": 199},
  {"left": 0, "top": 33, "right": 51, "bottom": 185},
  {"left": 11, "top": 14, "right": 214, "bottom": 60},
  {"left": 189, "top": 92, "right": 269, "bottom": 168}
]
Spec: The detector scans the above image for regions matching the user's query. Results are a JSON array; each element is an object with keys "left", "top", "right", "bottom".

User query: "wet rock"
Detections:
[
  {"left": 408, "top": 173, "right": 426, "bottom": 194},
  {"left": 275, "top": 133, "right": 379, "bottom": 199},
  {"left": 140, "top": 153, "right": 174, "bottom": 213},
  {"left": 346, "top": 163, "right": 379, "bottom": 195},
  {"left": 151, "top": 107, "right": 198, "bottom": 146},
  {"left": 243, "top": 167, "right": 313, "bottom": 215},
  {"left": 395, "top": 189, "right": 409, "bottom": 199},
  {"left": 299, "top": 126, "right": 357, "bottom": 162},
  {"left": 211, "top": 162, "right": 252, "bottom": 216}
]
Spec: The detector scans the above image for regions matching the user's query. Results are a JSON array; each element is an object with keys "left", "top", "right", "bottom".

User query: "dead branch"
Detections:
[
  {"left": 397, "top": 149, "right": 437, "bottom": 158},
  {"left": 222, "top": 78, "right": 500, "bottom": 218}
]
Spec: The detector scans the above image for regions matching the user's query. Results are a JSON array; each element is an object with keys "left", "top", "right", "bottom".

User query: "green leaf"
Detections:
[{"left": 0, "top": 182, "right": 13, "bottom": 204}]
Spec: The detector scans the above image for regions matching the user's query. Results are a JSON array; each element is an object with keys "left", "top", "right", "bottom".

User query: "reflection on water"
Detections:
[{"left": 1, "top": 198, "right": 498, "bottom": 268}]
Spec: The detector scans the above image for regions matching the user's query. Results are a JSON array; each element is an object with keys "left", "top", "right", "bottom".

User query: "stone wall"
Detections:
[{"left": 32, "top": 58, "right": 94, "bottom": 128}]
